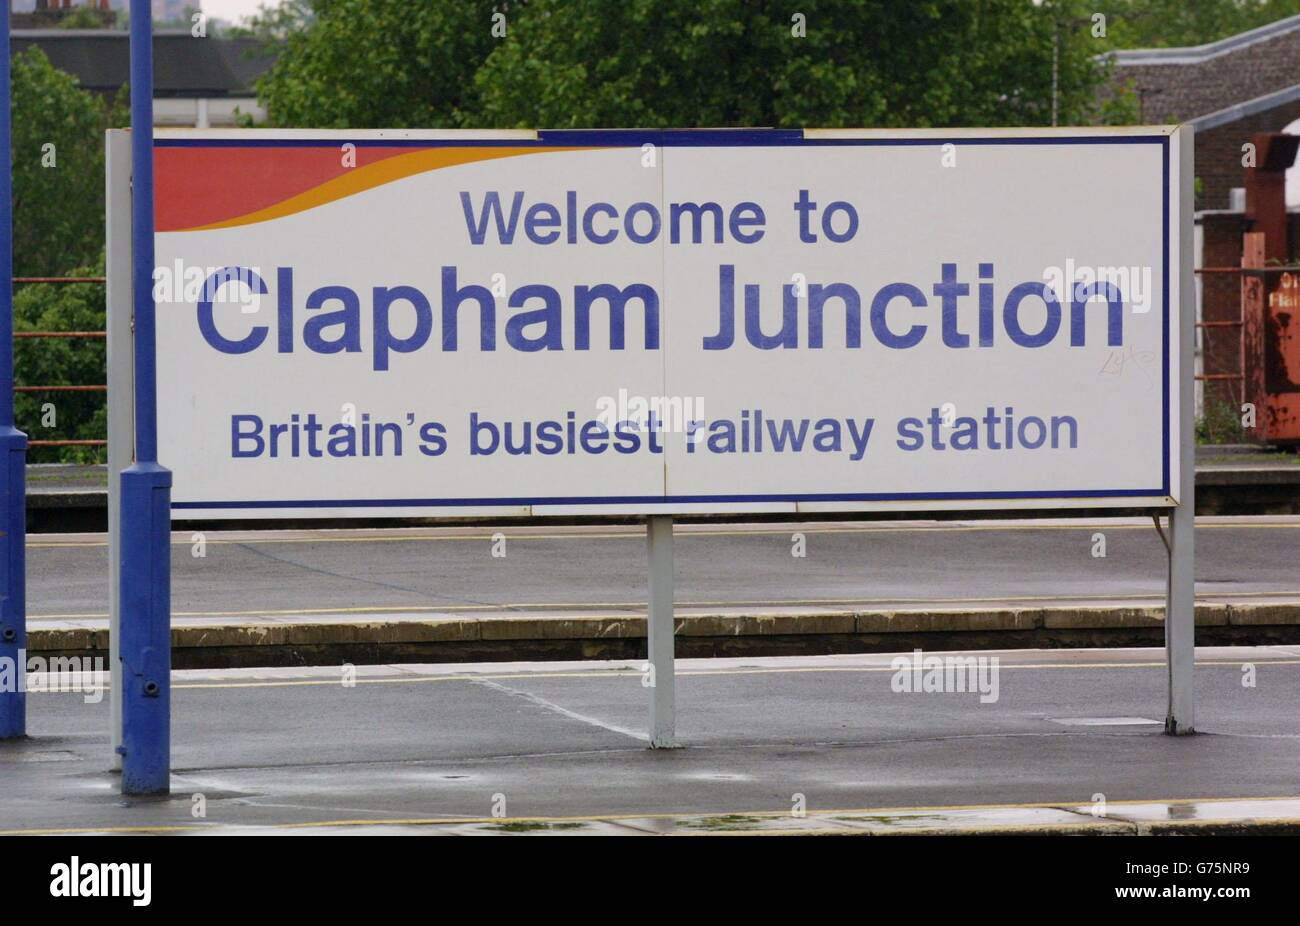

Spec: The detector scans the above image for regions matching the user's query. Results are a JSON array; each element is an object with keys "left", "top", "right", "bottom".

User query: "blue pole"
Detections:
[
  {"left": 119, "top": 0, "right": 171, "bottom": 794},
  {"left": 0, "top": 0, "right": 30, "bottom": 740}
]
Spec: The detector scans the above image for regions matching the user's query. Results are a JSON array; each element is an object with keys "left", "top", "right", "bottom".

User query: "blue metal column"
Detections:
[
  {"left": 0, "top": 2, "right": 30, "bottom": 740},
  {"left": 119, "top": 0, "right": 171, "bottom": 793}
]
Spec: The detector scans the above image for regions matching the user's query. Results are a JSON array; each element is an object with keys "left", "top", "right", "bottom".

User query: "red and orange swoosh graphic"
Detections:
[{"left": 155, "top": 145, "right": 588, "bottom": 233}]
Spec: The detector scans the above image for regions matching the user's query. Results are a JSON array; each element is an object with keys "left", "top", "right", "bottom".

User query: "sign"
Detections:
[{"left": 147, "top": 127, "right": 1185, "bottom": 518}]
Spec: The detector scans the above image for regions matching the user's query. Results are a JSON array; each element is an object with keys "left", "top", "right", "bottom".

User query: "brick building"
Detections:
[{"left": 1109, "top": 13, "right": 1300, "bottom": 211}]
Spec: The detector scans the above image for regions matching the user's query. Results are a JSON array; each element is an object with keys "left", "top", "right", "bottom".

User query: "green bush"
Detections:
[{"left": 13, "top": 268, "right": 107, "bottom": 464}]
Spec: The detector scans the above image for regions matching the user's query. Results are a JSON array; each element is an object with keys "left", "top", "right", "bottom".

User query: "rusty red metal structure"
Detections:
[
  {"left": 1263, "top": 269, "right": 1300, "bottom": 440},
  {"left": 1194, "top": 132, "right": 1300, "bottom": 447}
]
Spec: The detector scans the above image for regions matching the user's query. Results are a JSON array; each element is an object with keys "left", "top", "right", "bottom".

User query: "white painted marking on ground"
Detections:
[
  {"left": 1049, "top": 717, "right": 1162, "bottom": 726},
  {"left": 469, "top": 677, "right": 649, "bottom": 743}
]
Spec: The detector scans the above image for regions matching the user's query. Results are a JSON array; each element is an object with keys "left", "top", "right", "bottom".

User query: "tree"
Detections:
[
  {"left": 10, "top": 47, "right": 124, "bottom": 278},
  {"left": 474, "top": 0, "right": 1113, "bottom": 129},
  {"left": 249, "top": 0, "right": 1114, "bottom": 130},
  {"left": 253, "top": 0, "right": 510, "bottom": 128},
  {"left": 248, "top": 0, "right": 1300, "bottom": 130},
  {"left": 1091, "top": 0, "right": 1300, "bottom": 50}
]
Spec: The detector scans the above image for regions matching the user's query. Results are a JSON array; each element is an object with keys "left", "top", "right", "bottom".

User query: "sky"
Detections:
[{"left": 203, "top": 0, "right": 283, "bottom": 25}]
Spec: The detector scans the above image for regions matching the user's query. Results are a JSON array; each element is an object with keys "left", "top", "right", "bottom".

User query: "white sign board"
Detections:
[{"left": 147, "top": 127, "right": 1185, "bottom": 518}]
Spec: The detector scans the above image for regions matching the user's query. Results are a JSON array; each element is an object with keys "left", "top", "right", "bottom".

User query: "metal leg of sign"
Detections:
[
  {"left": 646, "top": 515, "right": 678, "bottom": 748},
  {"left": 0, "top": 4, "right": 29, "bottom": 740},
  {"left": 105, "top": 130, "right": 133, "bottom": 769},
  {"left": 1165, "top": 123, "right": 1196, "bottom": 737},
  {"left": 1164, "top": 505, "right": 1194, "bottom": 735},
  {"left": 119, "top": 2, "right": 172, "bottom": 795}
]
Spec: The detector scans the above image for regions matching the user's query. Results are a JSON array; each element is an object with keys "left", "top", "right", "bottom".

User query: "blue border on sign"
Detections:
[{"left": 165, "top": 129, "right": 1173, "bottom": 511}]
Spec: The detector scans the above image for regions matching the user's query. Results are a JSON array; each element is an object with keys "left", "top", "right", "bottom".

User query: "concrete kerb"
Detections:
[{"left": 23, "top": 601, "right": 1300, "bottom": 668}]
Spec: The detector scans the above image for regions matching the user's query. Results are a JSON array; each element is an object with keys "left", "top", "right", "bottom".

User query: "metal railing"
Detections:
[
  {"left": 1191, "top": 265, "right": 1300, "bottom": 394},
  {"left": 11, "top": 275, "right": 107, "bottom": 450}
]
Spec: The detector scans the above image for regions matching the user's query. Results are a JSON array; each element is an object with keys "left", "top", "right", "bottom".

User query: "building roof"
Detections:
[
  {"left": 1110, "top": 13, "right": 1300, "bottom": 66},
  {"left": 1104, "top": 14, "right": 1300, "bottom": 125},
  {"left": 1190, "top": 83, "right": 1300, "bottom": 132},
  {"left": 10, "top": 29, "right": 277, "bottom": 98}
]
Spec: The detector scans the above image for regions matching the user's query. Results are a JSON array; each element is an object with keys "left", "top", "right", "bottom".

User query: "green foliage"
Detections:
[
  {"left": 1100, "top": 78, "right": 1141, "bottom": 125},
  {"left": 1196, "top": 393, "right": 1247, "bottom": 445},
  {"left": 1091, "top": 0, "right": 1300, "bottom": 50},
  {"left": 13, "top": 269, "right": 108, "bottom": 463},
  {"left": 10, "top": 47, "right": 125, "bottom": 278},
  {"left": 254, "top": 0, "right": 507, "bottom": 128},
  {"left": 8, "top": 49, "right": 121, "bottom": 461},
  {"left": 254, "top": 0, "right": 1116, "bottom": 130},
  {"left": 475, "top": 0, "right": 1098, "bottom": 129},
  {"left": 250, "top": 0, "right": 1300, "bottom": 131},
  {"left": 57, "top": 6, "right": 112, "bottom": 29}
]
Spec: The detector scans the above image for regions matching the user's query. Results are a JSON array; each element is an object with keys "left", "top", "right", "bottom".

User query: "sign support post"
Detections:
[
  {"left": 105, "top": 130, "right": 134, "bottom": 768},
  {"left": 0, "top": 2, "right": 28, "bottom": 741},
  {"left": 646, "top": 515, "right": 677, "bottom": 748},
  {"left": 1165, "top": 124, "right": 1196, "bottom": 736},
  {"left": 118, "top": 0, "right": 172, "bottom": 793}
]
